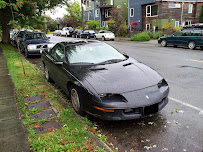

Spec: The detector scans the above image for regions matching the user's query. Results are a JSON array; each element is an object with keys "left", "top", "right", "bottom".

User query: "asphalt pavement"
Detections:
[
  {"left": 0, "top": 47, "right": 29, "bottom": 152},
  {"left": 27, "top": 35, "right": 203, "bottom": 152}
]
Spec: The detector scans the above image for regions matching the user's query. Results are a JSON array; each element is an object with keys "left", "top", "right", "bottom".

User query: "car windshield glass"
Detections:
[
  {"left": 65, "top": 43, "right": 127, "bottom": 64},
  {"left": 25, "top": 33, "right": 47, "bottom": 40}
]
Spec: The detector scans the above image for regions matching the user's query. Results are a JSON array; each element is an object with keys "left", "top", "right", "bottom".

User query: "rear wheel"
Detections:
[
  {"left": 87, "top": 35, "right": 90, "bottom": 39},
  {"left": 70, "top": 86, "right": 83, "bottom": 115},
  {"left": 188, "top": 41, "right": 196, "bottom": 50},
  {"left": 44, "top": 65, "right": 52, "bottom": 82},
  {"left": 161, "top": 39, "right": 167, "bottom": 47}
]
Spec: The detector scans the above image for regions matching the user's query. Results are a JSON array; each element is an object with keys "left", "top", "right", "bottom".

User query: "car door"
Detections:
[{"left": 48, "top": 44, "right": 68, "bottom": 89}]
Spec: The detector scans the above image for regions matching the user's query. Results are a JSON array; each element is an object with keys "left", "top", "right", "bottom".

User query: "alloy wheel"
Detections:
[
  {"left": 71, "top": 88, "right": 80, "bottom": 112},
  {"left": 161, "top": 40, "right": 167, "bottom": 47},
  {"left": 188, "top": 41, "right": 196, "bottom": 50}
]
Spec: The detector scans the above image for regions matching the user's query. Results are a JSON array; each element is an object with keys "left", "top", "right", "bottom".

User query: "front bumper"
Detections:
[
  {"left": 105, "top": 36, "right": 115, "bottom": 40},
  {"left": 87, "top": 96, "right": 168, "bottom": 120},
  {"left": 158, "top": 39, "right": 161, "bottom": 44},
  {"left": 27, "top": 49, "right": 42, "bottom": 56}
]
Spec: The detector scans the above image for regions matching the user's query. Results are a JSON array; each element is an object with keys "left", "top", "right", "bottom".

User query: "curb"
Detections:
[{"left": 23, "top": 58, "right": 114, "bottom": 152}]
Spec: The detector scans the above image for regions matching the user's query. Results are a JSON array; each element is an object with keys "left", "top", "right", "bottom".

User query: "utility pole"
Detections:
[{"left": 81, "top": 0, "right": 85, "bottom": 31}]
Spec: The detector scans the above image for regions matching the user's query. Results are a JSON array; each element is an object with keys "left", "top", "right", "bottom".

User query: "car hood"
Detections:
[
  {"left": 70, "top": 58, "right": 162, "bottom": 94},
  {"left": 25, "top": 39, "right": 49, "bottom": 45}
]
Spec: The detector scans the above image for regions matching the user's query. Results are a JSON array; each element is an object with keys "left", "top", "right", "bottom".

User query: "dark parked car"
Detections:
[
  {"left": 158, "top": 29, "right": 203, "bottom": 50},
  {"left": 41, "top": 40, "right": 169, "bottom": 120},
  {"left": 72, "top": 29, "right": 83, "bottom": 38},
  {"left": 80, "top": 30, "right": 95, "bottom": 39},
  {"left": 18, "top": 32, "right": 54, "bottom": 57}
]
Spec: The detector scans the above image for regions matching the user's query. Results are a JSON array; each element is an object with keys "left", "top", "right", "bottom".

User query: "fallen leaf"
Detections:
[
  {"left": 60, "top": 140, "right": 69, "bottom": 145},
  {"left": 33, "top": 124, "right": 43, "bottom": 128},
  {"left": 48, "top": 127, "right": 55, "bottom": 132}
]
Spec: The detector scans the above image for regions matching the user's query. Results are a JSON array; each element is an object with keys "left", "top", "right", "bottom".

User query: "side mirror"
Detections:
[{"left": 54, "top": 61, "right": 63, "bottom": 65}]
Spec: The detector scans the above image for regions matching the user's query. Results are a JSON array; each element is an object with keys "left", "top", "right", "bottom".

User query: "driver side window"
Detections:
[{"left": 51, "top": 44, "right": 65, "bottom": 62}]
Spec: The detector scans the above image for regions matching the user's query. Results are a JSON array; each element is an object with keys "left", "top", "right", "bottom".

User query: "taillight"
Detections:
[
  {"left": 202, "top": 37, "right": 203, "bottom": 40},
  {"left": 90, "top": 33, "right": 93, "bottom": 35},
  {"left": 77, "top": 32, "right": 78, "bottom": 34}
]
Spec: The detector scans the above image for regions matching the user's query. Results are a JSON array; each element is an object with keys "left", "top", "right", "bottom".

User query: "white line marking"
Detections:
[{"left": 169, "top": 97, "right": 203, "bottom": 114}]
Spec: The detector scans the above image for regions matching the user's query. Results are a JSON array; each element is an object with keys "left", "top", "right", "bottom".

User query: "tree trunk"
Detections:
[{"left": 0, "top": 4, "right": 11, "bottom": 44}]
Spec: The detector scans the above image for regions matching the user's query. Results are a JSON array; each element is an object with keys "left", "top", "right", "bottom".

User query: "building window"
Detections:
[
  {"left": 175, "top": 21, "right": 179, "bottom": 27},
  {"left": 86, "top": 0, "right": 90, "bottom": 7},
  {"left": 88, "top": 12, "right": 91, "bottom": 21},
  {"left": 146, "top": 5, "right": 158, "bottom": 17},
  {"left": 185, "top": 20, "right": 191, "bottom": 26},
  {"left": 110, "top": 0, "right": 113, "bottom": 5},
  {"left": 168, "top": 3, "right": 180, "bottom": 8},
  {"left": 188, "top": 4, "right": 193, "bottom": 13},
  {"left": 146, "top": 24, "right": 150, "bottom": 30},
  {"left": 130, "top": 8, "right": 134, "bottom": 17},
  {"left": 105, "top": 9, "right": 111, "bottom": 18},
  {"left": 95, "top": 9, "right": 99, "bottom": 17}
]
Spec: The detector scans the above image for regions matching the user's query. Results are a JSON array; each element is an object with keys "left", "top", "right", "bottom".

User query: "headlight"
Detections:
[
  {"left": 158, "top": 79, "right": 168, "bottom": 88},
  {"left": 27, "top": 45, "right": 36, "bottom": 50},
  {"left": 99, "top": 93, "right": 127, "bottom": 102},
  {"left": 47, "top": 44, "right": 55, "bottom": 49}
]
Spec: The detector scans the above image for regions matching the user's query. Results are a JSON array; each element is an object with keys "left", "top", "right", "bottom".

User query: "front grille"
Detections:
[{"left": 144, "top": 103, "right": 158, "bottom": 116}]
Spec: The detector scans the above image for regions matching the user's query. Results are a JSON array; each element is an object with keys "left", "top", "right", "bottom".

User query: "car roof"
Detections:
[{"left": 59, "top": 40, "right": 102, "bottom": 47}]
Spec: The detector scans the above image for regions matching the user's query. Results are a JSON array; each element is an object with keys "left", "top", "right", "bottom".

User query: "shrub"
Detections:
[
  {"left": 152, "top": 32, "right": 165, "bottom": 39},
  {"left": 173, "top": 26, "right": 182, "bottom": 32},
  {"left": 106, "top": 19, "right": 116, "bottom": 32},
  {"left": 86, "top": 20, "right": 100, "bottom": 30},
  {"left": 118, "top": 25, "right": 128, "bottom": 36},
  {"left": 162, "top": 22, "right": 171, "bottom": 30},
  {"left": 143, "top": 31, "right": 153, "bottom": 38},
  {"left": 130, "top": 32, "right": 150, "bottom": 41}
]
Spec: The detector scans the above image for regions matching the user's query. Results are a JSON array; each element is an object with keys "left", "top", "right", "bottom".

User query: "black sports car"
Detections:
[{"left": 41, "top": 40, "right": 169, "bottom": 120}]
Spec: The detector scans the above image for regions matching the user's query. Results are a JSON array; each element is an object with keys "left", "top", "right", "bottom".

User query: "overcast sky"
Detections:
[{"left": 46, "top": 0, "right": 81, "bottom": 19}]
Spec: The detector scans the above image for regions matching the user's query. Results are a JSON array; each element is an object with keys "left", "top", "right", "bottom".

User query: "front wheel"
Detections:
[
  {"left": 188, "top": 41, "right": 196, "bottom": 50},
  {"left": 25, "top": 49, "right": 30, "bottom": 58},
  {"left": 102, "top": 36, "right": 105, "bottom": 41},
  {"left": 87, "top": 35, "right": 90, "bottom": 39},
  {"left": 70, "top": 86, "right": 84, "bottom": 115},
  {"left": 161, "top": 39, "right": 167, "bottom": 47}
]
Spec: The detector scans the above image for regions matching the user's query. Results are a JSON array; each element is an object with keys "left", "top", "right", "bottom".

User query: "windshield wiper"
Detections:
[
  {"left": 98, "top": 59, "right": 124, "bottom": 65},
  {"left": 71, "top": 62, "right": 94, "bottom": 65}
]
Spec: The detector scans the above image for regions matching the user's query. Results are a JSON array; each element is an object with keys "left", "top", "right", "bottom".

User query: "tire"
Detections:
[
  {"left": 80, "top": 35, "right": 82, "bottom": 38},
  {"left": 112, "top": 39, "right": 114, "bottom": 41},
  {"left": 87, "top": 35, "right": 90, "bottom": 39},
  {"left": 102, "top": 36, "right": 105, "bottom": 41},
  {"left": 161, "top": 39, "right": 167, "bottom": 47},
  {"left": 44, "top": 65, "right": 52, "bottom": 82},
  {"left": 66, "top": 33, "right": 68, "bottom": 37},
  {"left": 174, "top": 45, "right": 178, "bottom": 48},
  {"left": 188, "top": 41, "right": 196, "bottom": 50},
  {"left": 70, "top": 86, "right": 84, "bottom": 115},
  {"left": 94, "top": 36, "right": 97, "bottom": 40},
  {"left": 25, "top": 49, "right": 30, "bottom": 58},
  {"left": 200, "top": 46, "right": 203, "bottom": 50}
]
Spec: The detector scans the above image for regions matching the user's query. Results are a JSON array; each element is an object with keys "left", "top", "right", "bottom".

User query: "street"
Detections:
[{"left": 27, "top": 35, "right": 203, "bottom": 152}]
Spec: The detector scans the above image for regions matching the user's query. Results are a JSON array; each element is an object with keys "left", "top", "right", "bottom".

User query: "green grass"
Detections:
[
  {"left": 47, "top": 32, "right": 53, "bottom": 34},
  {"left": 0, "top": 43, "right": 108, "bottom": 152}
]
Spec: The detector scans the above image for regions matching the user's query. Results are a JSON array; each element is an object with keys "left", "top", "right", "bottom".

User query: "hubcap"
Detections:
[
  {"left": 189, "top": 42, "right": 194, "bottom": 49},
  {"left": 45, "top": 66, "right": 49, "bottom": 80},
  {"left": 71, "top": 88, "right": 80, "bottom": 111},
  {"left": 161, "top": 40, "right": 166, "bottom": 46}
]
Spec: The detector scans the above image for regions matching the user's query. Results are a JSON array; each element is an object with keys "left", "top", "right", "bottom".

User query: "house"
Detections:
[
  {"left": 84, "top": 0, "right": 128, "bottom": 27},
  {"left": 129, "top": 0, "right": 203, "bottom": 31}
]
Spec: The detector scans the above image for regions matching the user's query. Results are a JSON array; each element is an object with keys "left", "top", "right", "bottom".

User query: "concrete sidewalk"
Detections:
[{"left": 0, "top": 47, "right": 29, "bottom": 152}]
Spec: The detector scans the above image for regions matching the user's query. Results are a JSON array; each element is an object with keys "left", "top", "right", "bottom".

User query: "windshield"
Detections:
[
  {"left": 65, "top": 43, "right": 127, "bottom": 64},
  {"left": 25, "top": 33, "right": 47, "bottom": 40}
]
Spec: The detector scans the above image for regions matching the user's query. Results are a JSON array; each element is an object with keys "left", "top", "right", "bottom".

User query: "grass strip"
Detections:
[{"left": 0, "top": 44, "right": 108, "bottom": 152}]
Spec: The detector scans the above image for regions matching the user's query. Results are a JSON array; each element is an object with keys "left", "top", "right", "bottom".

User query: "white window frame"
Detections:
[
  {"left": 146, "top": 5, "right": 158, "bottom": 17},
  {"left": 110, "top": 0, "right": 113, "bottom": 5},
  {"left": 95, "top": 9, "right": 99, "bottom": 17},
  {"left": 175, "top": 21, "right": 179, "bottom": 27},
  {"left": 88, "top": 11, "right": 91, "bottom": 21},
  {"left": 86, "top": 0, "right": 90, "bottom": 8},
  {"left": 185, "top": 20, "right": 191, "bottom": 26},
  {"left": 146, "top": 24, "right": 150, "bottom": 30},
  {"left": 105, "top": 9, "right": 111, "bottom": 18},
  {"left": 188, "top": 4, "right": 193, "bottom": 13},
  {"left": 130, "top": 8, "right": 134, "bottom": 17}
]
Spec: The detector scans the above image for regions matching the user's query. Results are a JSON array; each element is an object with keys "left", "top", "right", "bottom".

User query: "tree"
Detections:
[
  {"left": 0, "top": 0, "right": 66, "bottom": 44},
  {"left": 64, "top": 1, "right": 81, "bottom": 27},
  {"left": 199, "top": 5, "right": 203, "bottom": 23}
]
